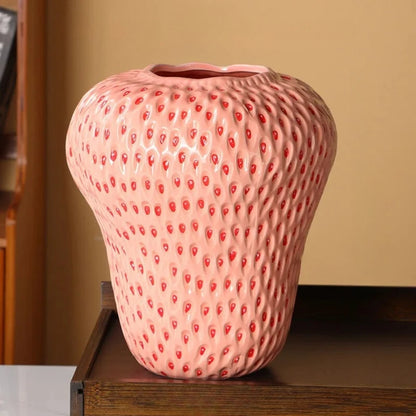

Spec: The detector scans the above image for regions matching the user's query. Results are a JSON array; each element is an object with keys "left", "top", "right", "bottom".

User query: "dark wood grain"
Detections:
[
  {"left": 71, "top": 308, "right": 114, "bottom": 416},
  {"left": 71, "top": 283, "right": 416, "bottom": 416},
  {"left": 294, "top": 285, "right": 416, "bottom": 322},
  {"left": 101, "top": 281, "right": 116, "bottom": 311},
  {"left": 83, "top": 382, "right": 416, "bottom": 416}
]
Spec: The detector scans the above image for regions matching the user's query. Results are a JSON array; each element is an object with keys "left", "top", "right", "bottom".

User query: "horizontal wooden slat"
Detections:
[
  {"left": 0, "top": 134, "right": 17, "bottom": 159},
  {"left": 0, "top": 191, "right": 13, "bottom": 246},
  {"left": 0, "top": 1, "right": 17, "bottom": 11}
]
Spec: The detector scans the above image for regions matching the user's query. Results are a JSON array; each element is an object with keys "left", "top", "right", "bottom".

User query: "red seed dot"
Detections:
[{"left": 171, "top": 136, "right": 179, "bottom": 147}]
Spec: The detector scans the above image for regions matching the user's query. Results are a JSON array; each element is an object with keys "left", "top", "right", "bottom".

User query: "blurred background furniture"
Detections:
[{"left": 0, "top": 0, "right": 45, "bottom": 364}]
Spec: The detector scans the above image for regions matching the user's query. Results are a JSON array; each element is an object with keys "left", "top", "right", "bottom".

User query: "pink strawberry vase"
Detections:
[{"left": 66, "top": 63, "right": 337, "bottom": 380}]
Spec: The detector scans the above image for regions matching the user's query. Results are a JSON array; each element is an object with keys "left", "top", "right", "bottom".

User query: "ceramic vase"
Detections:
[{"left": 66, "top": 63, "right": 336, "bottom": 379}]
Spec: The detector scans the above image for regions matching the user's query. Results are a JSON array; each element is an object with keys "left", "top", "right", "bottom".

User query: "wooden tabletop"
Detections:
[{"left": 71, "top": 283, "right": 416, "bottom": 416}]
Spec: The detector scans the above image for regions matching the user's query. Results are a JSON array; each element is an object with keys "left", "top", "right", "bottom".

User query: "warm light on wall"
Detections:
[{"left": 46, "top": 0, "right": 416, "bottom": 364}]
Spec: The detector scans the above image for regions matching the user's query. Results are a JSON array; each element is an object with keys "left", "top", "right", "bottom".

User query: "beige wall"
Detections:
[{"left": 46, "top": 0, "right": 416, "bottom": 364}]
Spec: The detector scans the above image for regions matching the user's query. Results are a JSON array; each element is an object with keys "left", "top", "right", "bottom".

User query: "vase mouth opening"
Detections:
[{"left": 145, "top": 63, "right": 272, "bottom": 82}]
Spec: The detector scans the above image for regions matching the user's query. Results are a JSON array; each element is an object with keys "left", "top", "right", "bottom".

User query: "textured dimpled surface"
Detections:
[{"left": 66, "top": 64, "right": 336, "bottom": 379}]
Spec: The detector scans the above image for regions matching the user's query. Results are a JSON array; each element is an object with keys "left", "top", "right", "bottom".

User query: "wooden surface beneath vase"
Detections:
[{"left": 71, "top": 283, "right": 416, "bottom": 415}]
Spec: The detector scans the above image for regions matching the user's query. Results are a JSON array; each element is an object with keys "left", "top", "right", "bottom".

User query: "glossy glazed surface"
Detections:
[{"left": 66, "top": 63, "right": 336, "bottom": 379}]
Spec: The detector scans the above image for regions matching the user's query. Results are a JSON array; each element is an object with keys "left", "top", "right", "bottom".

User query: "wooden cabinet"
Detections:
[
  {"left": 0, "top": 0, "right": 45, "bottom": 363},
  {"left": 71, "top": 283, "right": 416, "bottom": 415}
]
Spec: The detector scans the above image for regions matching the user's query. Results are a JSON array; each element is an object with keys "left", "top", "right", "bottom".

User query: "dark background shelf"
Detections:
[{"left": 0, "top": 134, "right": 17, "bottom": 159}]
